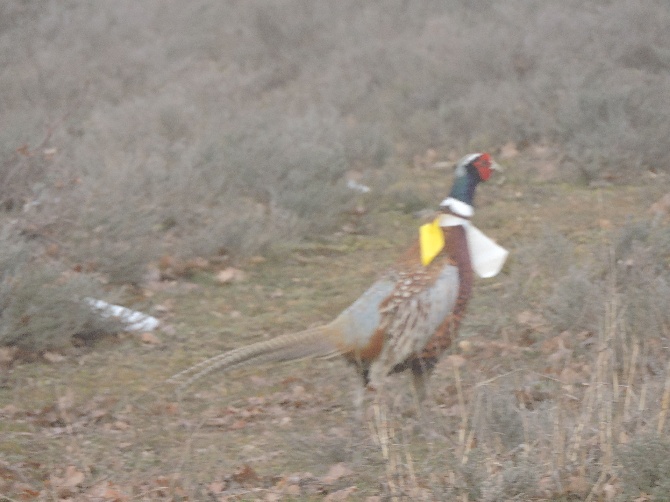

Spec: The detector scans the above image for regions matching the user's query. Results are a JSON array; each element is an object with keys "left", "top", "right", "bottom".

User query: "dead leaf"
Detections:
[
  {"left": 559, "top": 366, "right": 582, "bottom": 385},
  {"left": 602, "top": 482, "right": 618, "bottom": 501},
  {"left": 457, "top": 339, "right": 473, "bottom": 353},
  {"left": 0, "top": 347, "right": 17, "bottom": 364},
  {"left": 320, "top": 463, "right": 353, "bottom": 484},
  {"left": 164, "top": 402, "right": 179, "bottom": 415},
  {"left": 649, "top": 192, "right": 670, "bottom": 218},
  {"left": 284, "top": 484, "right": 301, "bottom": 496},
  {"left": 207, "top": 481, "right": 226, "bottom": 495},
  {"left": 183, "top": 256, "right": 209, "bottom": 272},
  {"left": 45, "top": 242, "right": 60, "bottom": 257},
  {"left": 57, "top": 465, "right": 85, "bottom": 491},
  {"left": 547, "top": 339, "right": 572, "bottom": 370},
  {"left": 216, "top": 267, "right": 246, "bottom": 284},
  {"left": 229, "top": 419, "right": 247, "bottom": 430},
  {"left": 232, "top": 464, "right": 259, "bottom": 485},
  {"left": 43, "top": 351, "right": 65, "bottom": 363},
  {"left": 0, "top": 404, "right": 19, "bottom": 417},
  {"left": 58, "top": 389, "right": 75, "bottom": 413},
  {"left": 140, "top": 332, "right": 161, "bottom": 345},
  {"left": 517, "top": 310, "right": 545, "bottom": 329},
  {"left": 88, "top": 481, "right": 129, "bottom": 502},
  {"left": 152, "top": 301, "right": 174, "bottom": 314},
  {"left": 566, "top": 475, "right": 589, "bottom": 496},
  {"left": 113, "top": 420, "right": 130, "bottom": 430},
  {"left": 16, "top": 144, "right": 31, "bottom": 156},
  {"left": 249, "top": 375, "right": 269, "bottom": 387},
  {"left": 444, "top": 354, "right": 466, "bottom": 368},
  {"left": 499, "top": 141, "right": 519, "bottom": 159},
  {"left": 324, "top": 486, "right": 358, "bottom": 501},
  {"left": 18, "top": 486, "right": 41, "bottom": 500}
]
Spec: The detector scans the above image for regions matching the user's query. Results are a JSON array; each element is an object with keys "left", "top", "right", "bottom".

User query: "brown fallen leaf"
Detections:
[
  {"left": 320, "top": 463, "right": 353, "bottom": 484},
  {"left": 457, "top": 339, "right": 473, "bottom": 353},
  {"left": 499, "top": 141, "right": 519, "bottom": 160},
  {"left": 51, "top": 465, "right": 85, "bottom": 497},
  {"left": 140, "top": 332, "right": 161, "bottom": 345},
  {"left": 602, "top": 482, "right": 618, "bottom": 501},
  {"left": 112, "top": 420, "right": 130, "bottom": 430},
  {"left": 0, "top": 347, "right": 17, "bottom": 366},
  {"left": 566, "top": 475, "right": 590, "bottom": 496},
  {"left": 232, "top": 464, "right": 259, "bottom": 485},
  {"left": 284, "top": 484, "right": 301, "bottom": 496},
  {"left": 57, "top": 389, "right": 75, "bottom": 413},
  {"left": 43, "top": 351, "right": 65, "bottom": 363},
  {"left": 0, "top": 404, "right": 20, "bottom": 417},
  {"left": 649, "top": 192, "right": 670, "bottom": 219},
  {"left": 444, "top": 354, "right": 466, "bottom": 368},
  {"left": 87, "top": 481, "right": 129, "bottom": 502},
  {"left": 216, "top": 267, "right": 246, "bottom": 284},
  {"left": 207, "top": 481, "right": 226, "bottom": 495},
  {"left": 324, "top": 486, "right": 358, "bottom": 501}
]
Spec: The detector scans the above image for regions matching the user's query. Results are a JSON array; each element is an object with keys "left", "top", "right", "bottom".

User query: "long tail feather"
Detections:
[{"left": 167, "top": 324, "right": 340, "bottom": 390}]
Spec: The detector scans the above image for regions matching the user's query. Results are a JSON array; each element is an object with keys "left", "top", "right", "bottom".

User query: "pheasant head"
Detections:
[{"left": 441, "top": 153, "right": 502, "bottom": 217}]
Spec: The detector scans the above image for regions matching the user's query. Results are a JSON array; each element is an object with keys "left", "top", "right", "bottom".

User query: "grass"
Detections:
[{"left": 1, "top": 168, "right": 669, "bottom": 500}]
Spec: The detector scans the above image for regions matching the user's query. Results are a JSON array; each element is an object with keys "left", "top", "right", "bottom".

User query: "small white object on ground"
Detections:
[
  {"left": 346, "top": 179, "right": 371, "bottom": 193},
  {"left": 86, "top": 298, "right": 160, "bottom": 332}
]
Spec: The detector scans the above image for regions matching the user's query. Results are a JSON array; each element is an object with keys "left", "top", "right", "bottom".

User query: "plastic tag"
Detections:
[{"left": 419, "top": 217, "right": 445, "bottom": 266}]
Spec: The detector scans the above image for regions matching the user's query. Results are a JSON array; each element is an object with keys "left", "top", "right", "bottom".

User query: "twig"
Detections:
[
  {"left": 453, "top": 364, "right": 467, "bottom": 446},
  {"left": 622, "top": 337, "right": 639, "bottom": 423},
  {"left": 657, "top": 360, "right": 670, "bottom": 434}
]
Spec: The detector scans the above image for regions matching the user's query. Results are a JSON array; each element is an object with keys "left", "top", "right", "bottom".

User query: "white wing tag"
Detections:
[
  {"left": 463, "top": 225, "right": 509, "bottom": 278},
  {"left": 439, "top": 214, "right": 509, "bottom": 278}
]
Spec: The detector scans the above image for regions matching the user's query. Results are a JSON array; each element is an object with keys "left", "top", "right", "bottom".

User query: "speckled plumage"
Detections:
[{"left": 168, "top": 153, "right": 501, "bottom": 398}]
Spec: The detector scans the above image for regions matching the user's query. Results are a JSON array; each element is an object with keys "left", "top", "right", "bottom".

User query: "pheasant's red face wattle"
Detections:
[{"left": 472, "top": 153, "right": 492, "bottom": 181}]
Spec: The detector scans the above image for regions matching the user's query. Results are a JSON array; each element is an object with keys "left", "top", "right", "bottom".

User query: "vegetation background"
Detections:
[{"left": 1, "top": 0, "right": 670, "bottom": 500}]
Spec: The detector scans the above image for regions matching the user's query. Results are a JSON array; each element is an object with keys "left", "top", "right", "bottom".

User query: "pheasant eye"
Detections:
[{"left": 472, "top": 154, "right": 492, "bottom": 181}]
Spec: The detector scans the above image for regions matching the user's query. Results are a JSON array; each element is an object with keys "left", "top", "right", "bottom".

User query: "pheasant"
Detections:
[{"left": 169, "top": 153, "right": 508, "bottom": 399}]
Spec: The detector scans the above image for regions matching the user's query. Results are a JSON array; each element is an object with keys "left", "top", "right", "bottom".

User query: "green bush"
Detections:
[
  {"left": 545, "top": 267, "right": 604, "bottom": 334},
  {"left": 618, "top": 434, "right": 670, "bottom": 501},
  {"left": 482, "top": 460, "right": 539, "bottom": 502},
  {"left": 0, "top": 264, "right": 121, "bottom": 352}
]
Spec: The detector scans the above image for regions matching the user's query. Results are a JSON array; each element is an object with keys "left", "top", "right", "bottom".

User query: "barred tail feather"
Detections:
[{"left": 167, "top": 324, "right": 341, "bottom": 389}]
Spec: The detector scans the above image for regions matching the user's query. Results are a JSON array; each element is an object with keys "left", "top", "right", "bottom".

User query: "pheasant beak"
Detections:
[{"left": 490, "top": 160, "right": 503, "bottom": 173}]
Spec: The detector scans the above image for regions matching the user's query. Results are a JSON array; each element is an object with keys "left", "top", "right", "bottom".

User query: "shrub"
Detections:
[
  {"left": 482, "top": 460, "right": 540, "bottom": 502},
  {"left": 504, "top": 228, "right": 575, "bottom": 315},
  {"left": 545, "top": 267, "right": 604, "bottom": 334},
  {"left": 0, "top": 227, "right": 121, "bottom": 352},
  {"left": 475, "top": 386, "right": 526, "bottom": 451},
  {"left": 618, "top": 434, "right": 670, "bottom": 501},
  {"left": 2, "top": 0, "right": 670, "bottom": 292}
]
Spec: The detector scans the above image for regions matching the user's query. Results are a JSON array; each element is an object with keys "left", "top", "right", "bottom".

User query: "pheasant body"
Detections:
[
  {"left": 169, "top": 153, "right": 505, "bottom": 396},
  {"left": 339, "top": 241, "right": 463, "bottom": 388}
]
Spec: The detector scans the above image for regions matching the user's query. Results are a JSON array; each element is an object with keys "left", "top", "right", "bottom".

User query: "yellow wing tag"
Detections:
[{"left": 419, "top": 217, "right": 445, "bottom": 266}]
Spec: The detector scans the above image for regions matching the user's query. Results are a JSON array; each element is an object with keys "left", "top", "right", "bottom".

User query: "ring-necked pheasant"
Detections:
[{"left": 169, "top": 153, "right": 508, "bottom": 399}]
